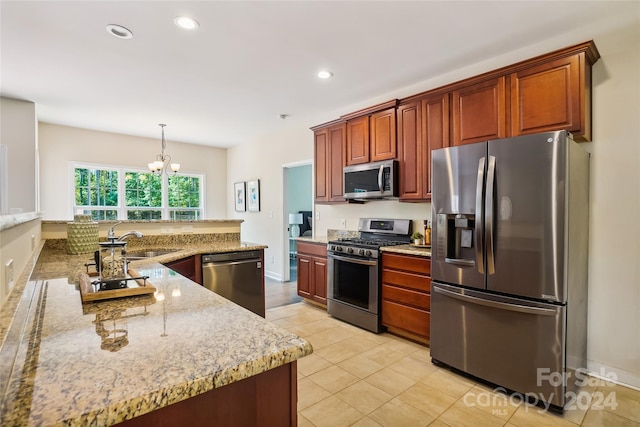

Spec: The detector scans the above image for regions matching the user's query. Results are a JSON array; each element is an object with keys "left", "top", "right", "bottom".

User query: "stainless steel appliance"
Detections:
[
  {"left": 430, "top": 130, "right": 589, "bottom": 411},
  {"left": 327, "top": 218, "right": 411, "bottom": 332},
  {"left": 343, "top": 160, "right": 398, "bottom": 200},
  {"left": 202, "top": 251, "right": 265, "bottom": 317}
]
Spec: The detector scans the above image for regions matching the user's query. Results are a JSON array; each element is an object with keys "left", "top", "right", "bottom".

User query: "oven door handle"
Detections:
[{"left": 328, "top": 253, "right": 378, "bottom": 266}]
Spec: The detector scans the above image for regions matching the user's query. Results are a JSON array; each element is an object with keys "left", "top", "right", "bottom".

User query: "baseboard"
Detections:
[
  {"left": 587, "top": 360, "right": 640, "bottom": 390},
  {"left": 264, "top": 271, "right": 283, "bottom": 282}
]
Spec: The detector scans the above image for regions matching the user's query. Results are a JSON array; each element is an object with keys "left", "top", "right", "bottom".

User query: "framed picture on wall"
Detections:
[
  {"left": 247, "top": 179, "right": 260, "bottom": 212},
  {"left": 234, "top": 182, "right": 246, "bottom": 212}
]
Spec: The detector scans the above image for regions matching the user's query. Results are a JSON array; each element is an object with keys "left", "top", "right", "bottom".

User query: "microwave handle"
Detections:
[{"left": 378, "top": 164, "right": 384, "bottom": 192}]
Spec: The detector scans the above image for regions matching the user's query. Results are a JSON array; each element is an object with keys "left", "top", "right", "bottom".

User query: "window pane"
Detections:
[
  {"left": 168, "top": 175, "right": 201, "bottom": 208},
  {"left": 125, "top": 172, "right": 161, "bottom": 207},
  {"left": 169, "top": 210, "right": 200, "bottom": 220},
  {"left": 127, "top": 210, "right": 162, "bottom": 220},
  {"left": 75, "top": 168, "right": 118, "bottom": 207}
]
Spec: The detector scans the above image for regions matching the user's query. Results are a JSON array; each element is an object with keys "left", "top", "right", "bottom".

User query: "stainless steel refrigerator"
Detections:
[{"left": 430, "top": 130, "right": 589, "bottom": 411}]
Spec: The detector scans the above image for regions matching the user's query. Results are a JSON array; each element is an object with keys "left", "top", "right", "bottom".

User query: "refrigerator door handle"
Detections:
[
  {"left": 433, "top": 286, "right": 557, "bottom": 316},
  {"left": 445, "top": 258, "right": 476, "bottom": 267},
  {"left": 475, "top": 157, "right": 486, "bottom": 274},
  {"left": 485, "top": 156, "right": 496, "bottom": 275}
]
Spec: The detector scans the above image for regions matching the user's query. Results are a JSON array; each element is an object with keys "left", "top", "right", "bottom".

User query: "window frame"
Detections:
[{"left": 70, "top": 161, "right": 205, "bottom": 220}]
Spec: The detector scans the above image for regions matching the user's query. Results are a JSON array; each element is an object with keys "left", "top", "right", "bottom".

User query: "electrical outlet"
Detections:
[
  {"left": 31, "top": 234, "right": 36, "bottom": 250},
  {"left": 181, "top": 225, "right": 193, "bottom": 233},
  {"left": 315, "top": 211, "right": 320, "bottom": 220},
  {"left": 340, "top": 218, "right": 346, "bottom": 229},
  {"left": 269, "top": 210, "right": 273, "bottom": 218},
  {"left": 5, "top": 259, "right": 14, "bottom": 292},
  {"left": 271, "top": 255, "right": 275, "bottom": 264}
]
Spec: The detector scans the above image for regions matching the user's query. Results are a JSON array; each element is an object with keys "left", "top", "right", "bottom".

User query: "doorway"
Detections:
[{"left": 283, "top": 161, "right": 312, "bottom": 283}]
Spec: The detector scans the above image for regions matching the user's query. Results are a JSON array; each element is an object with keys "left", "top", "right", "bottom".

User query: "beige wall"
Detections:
[
  {"left": 227, "top": 126, "right": 313, "bottom": 280},
  {"left": 228, "top": 26, "right": 640, "bottom": 386},
  {"left": 38, "top": 123, "right": 227, "bottom": 220},
  {"left": 0, "top": 97, "right": 37, "bottom": 213},
  {"left": 0, "top": 217, "right": 41, "bottom": 306}
]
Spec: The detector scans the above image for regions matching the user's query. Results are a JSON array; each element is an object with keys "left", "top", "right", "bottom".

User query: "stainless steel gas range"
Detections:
[{"left": 326, "top": 218, "right": 412, "bottom": 333}]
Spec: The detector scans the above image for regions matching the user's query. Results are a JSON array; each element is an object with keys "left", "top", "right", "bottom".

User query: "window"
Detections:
[
  {"left": 73, "top": 164, "right": 203, "bottom": 220},
  {"left": 125, "top": 172, "right": 162, "bottom": 220},
  {"left": 168, "top": 175, "right": 201, "bottom": 220},
  {"left": 74, "top": 167, "right": 119, "bottom": 220}
]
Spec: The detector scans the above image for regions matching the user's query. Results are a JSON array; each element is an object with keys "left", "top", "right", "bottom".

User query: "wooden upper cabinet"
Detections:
[
  {"left": 313, "top": 128, "right": 328, "bottom": 202},
  {"left": 510, "top": 54, "right": 589, "bottom": 140},
  {"left": 397, "top": 101, "right": 423, "bottom": 200},
  {"left": 423, "top": 93, "right": 450, "bottom": 197},
  {"left": 327, "top": 123, "right": 346, "bottom": 202},
  {"left": 346, "top": 116, "right": 370, "bottom": 165},
  {"left": 398, "top": 94, "right": 450, "bottom": 202},
  {"left": 343, "top": 100, "right": 399, "bottom": 165},
  {"left": 452, "top": 76, "right": 507, "bottom": 146},
  {"left": 313, "top": 121, "right": 346, "bottom": 204},
  {"left": 370, "top": 107, "right": 397, "bottom": 162}
]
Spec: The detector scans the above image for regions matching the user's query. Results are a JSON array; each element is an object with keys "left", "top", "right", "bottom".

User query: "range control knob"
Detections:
[
  {"left": 336, "top": 246, "right": 343, "bottom": 252},
  {"left": 329, "top": 245, "right": 335, "bottom": 251},
  {"left": 347, "top": 247, "right": 354, "bottom": 254},
  {"left": 365, "top": 250, "right": 373, "bottom": 257},
  {"left": 358, "top": 249, "right": 365, "bottom": 256}
]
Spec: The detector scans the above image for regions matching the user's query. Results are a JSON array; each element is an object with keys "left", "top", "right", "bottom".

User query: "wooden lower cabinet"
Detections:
[
  {"left": 163, "top": 254, "right": 202, "bottom": 285},
  {"left": 117, "top": 361, "right": 298, "bottom": 427},
  {"left": 297, "top": 241, "right": 327, "bottom": 306},
  {"left": 381, "top": 252, "right": 431, "bottom": 342}
]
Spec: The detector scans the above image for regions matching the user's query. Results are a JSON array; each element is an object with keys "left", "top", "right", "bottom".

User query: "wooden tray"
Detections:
[{"left": 79, "top": 269, "right": 155, "bottom": 303}]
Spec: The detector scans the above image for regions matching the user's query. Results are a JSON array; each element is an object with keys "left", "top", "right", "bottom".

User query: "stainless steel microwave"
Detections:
[{"left": 343, "top": 160, "right": 398, "bottom": 200}]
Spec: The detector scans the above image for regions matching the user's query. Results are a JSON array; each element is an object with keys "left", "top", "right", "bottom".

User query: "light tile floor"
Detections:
[{"left": 266, "top": 302, "right": 640, "bottom": 427}]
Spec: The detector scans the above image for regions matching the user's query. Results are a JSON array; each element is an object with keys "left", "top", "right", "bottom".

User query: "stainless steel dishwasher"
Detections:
[{"left": 202, "top": 251, "right": 265, "bottom": 317}]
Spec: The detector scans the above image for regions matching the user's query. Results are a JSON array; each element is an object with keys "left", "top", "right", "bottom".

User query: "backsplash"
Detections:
[{"left": 326, "top": 229, "right": 359, "bottom": 241}]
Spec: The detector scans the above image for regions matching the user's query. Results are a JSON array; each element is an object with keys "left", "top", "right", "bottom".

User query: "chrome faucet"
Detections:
[
  {"left": 107, "top": 222, "right": 143, "bottom": 241},
  {"left": 118, "top": 230, "right": 144, "bottom": 241}
]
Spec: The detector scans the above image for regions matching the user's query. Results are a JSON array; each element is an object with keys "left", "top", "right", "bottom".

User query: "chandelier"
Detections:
[{"left": 148, "top": 124, "right": 180, "bottom": 175}]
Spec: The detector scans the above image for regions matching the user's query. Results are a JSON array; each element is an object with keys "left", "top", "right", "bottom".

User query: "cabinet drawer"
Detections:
[
  {"left": 382, "top": 269, "right": 431, "bottom": 293},
  {"left": 381, "top": 300, "right": 430, "bottom": 338},
  {"left": 297, "top": 241, "right": 327, "bottom": 258},
  {"left": 382, "top": 253, "right": 430, "bottom": 275},
  {"left": 382, "top": 284, "right": 430, "bottom": 310}
]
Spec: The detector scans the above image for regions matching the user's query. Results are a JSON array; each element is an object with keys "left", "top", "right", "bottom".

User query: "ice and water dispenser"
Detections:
[{"left": 435, "top": 213, "right": 477, "bottom": 267}]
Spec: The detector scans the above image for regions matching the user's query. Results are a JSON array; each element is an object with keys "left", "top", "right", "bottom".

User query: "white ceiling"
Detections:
[{"left": 1, "top": 1, "right": 636, "bottom": 148}]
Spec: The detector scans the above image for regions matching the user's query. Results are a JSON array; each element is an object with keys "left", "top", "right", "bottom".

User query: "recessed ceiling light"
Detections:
[
  {"left": 317, "top": 71, "right": 333, "bottom": 79},
  {"left": 174, "top": 16, "right": 199, "bottom": 30},
  {"left": 106, "top": 24, "right": 133, "bottom": 39}
]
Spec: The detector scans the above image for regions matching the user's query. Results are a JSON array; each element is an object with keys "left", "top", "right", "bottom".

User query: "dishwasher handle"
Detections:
[
  {"left": 202, "top": 251, "right": 262, "bottom": 264},
  {"left": 203, "top": 258, "right": 262, "bottom": 268}
]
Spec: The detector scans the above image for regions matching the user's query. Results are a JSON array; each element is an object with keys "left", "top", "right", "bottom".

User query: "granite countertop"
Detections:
[
  {"left": 0, "top": 241, "right": 312, "bottom": 426},
  {"left": 381, "top": 244, "right": 432, "bottom": 257},
  {"left": 30, "top": 240, "right": 268, "bottom": 283},
  {"left": 295, "top": 236, "right": 328, "bottom": 244}
]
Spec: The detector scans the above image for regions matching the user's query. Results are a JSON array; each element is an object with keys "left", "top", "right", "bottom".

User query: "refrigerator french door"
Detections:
[{"left": 430, "top": 130, "right": 589, "bottom": 410}]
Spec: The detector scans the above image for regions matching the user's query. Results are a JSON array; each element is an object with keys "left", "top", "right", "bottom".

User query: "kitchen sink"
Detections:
[{"left": 125, "top": 249, "right": 181, "bottom": 260}]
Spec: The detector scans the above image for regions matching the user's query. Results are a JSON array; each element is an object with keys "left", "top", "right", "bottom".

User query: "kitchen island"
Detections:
[{"left": 0, "top": 243, "right": 312, "bottom": 426}]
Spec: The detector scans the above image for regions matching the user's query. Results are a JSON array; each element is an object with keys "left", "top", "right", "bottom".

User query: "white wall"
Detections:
[
  {"left": 0, "top": 97, "right": 37, "bottom": 213},
  {"left": 38, "top": 123, "right": 227, "bottom": 220},
  {"left": 228, "top": 25, "right": 640, "bottom": 387}
]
